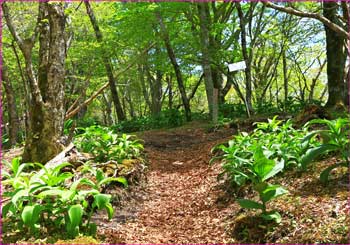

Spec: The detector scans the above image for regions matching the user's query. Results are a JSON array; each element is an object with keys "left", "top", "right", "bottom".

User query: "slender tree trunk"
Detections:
[
  {"left": 156, "top": 11, "right": 191, "bottom": 121},
  {"left": 198, "top": 3, "right": 217, "bottom": 123},
  {"left": 237, "top": 3, "right": 254, "bottom": 115},
  {"left": 150, "top": 68, "right": 163, "bottom": 116},
  {"left": 139, "top": 64, "right": 152, "bottom": 111},
  {"left": 323, "top": 2, "right": 347, "bottom": 107},
  {"left": 85, "top": 1, "right": 125, "bottom": 121},
  {"left": 221, "top": 78, "right": 232, "bottom": 104},
  {"left": 125, "top": 90, "right": 136, "bottom": 118},
  {"left": 167, "top": 75, "right": 173, "bottom": 109},
  {"left": 102, "top": 92, "right": 113, "bottom": 125},
  {"left": 282, "top": 49, "right": 288, "bottom": 103},
  {"left": 309, "top": 59, "right": 326, "bottom": 101},
  {"left": 2, "top": 63, "right": 19, "bottom": 147},
  {"left": 11, "top": 42, "right": 30, "bottom": 137}
]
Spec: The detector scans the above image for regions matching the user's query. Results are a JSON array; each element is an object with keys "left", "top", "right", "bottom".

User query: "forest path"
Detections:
[{"left": 99, "top": 122, "right": 238, "bottom": 243}]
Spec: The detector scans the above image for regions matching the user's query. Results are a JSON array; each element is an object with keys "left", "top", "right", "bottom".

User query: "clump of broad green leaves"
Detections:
[
  {"left": 211, "top": 116, "right": 320, "bottom": 223},
  {"left": 212, "top": 116, "right": 349, "bottom": 223},
  {"left": 301, "top": 118, "right": 350, "bottom": 184},
  {"left": 212, "top": 116, "right": 318, "bottom": 186},
  {"left": 74, "top": 125, "right": 143, "bottom": 162},
  {"left": 2, "top": 157, "right": 127, "bottom": 239},
  {"left": 235, "top": 145, "right": 288, "bottom": 223}
]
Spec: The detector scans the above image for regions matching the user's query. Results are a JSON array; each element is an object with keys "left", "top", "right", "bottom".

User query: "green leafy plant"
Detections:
[
  {"left": 235, "top": 145, "right": 288, "bottom": 223},
  {"left": 21, "top": 204, "right": 44, "bottom": 233},
  {"left": 113, "top": 109, "right": 184, "bottom": 132},
  {"left": 71, "top": 164, "right": 128, "bottom": 192},
  {"left": 211, "top": 117, "right": 317, "bottom": 187},
  {"left": 75, "top": 125, "right": 143, "bottom": 162},
  {"left": 64, "top": 119, "right": 74, "bottom": 135},
  {"left": 301, "top": 118, "right": 350, "bottom": 183},
  {"left": 2, "top": 159, "right": 121, "bottom": 239}
]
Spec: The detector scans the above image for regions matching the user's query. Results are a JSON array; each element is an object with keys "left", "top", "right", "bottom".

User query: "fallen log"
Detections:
[{"left": 35, "top": 143, "right": 93, "bottom": 177}]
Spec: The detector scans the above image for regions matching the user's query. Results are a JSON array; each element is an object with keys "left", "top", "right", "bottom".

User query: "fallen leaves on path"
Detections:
[{"left": 97, "top": 126, "right": 238, "bottom": 244}]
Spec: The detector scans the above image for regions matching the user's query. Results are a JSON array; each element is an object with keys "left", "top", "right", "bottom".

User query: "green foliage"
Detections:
[
  {"left": 1, "top": 158, "right": 123, "bottom": 239},
  {"left": 234, "top": 145, "right": 288, "bottom": 223},
  {"left": 301, "top": 118, "right": 350, "bottom": 183},
  {"left": 67, "top": 204, "right": 83, "bottom": 237},
  {"left": 254, "top": 101, "right": 280, "bottom": 115},
  {"left": 211, "top": 117, "right": 321, "bottom": 222},
  {"left": 278, "top": 98, "right": 323, "bottom": 114},
  {"left": 2, "top": 133, "right": 10, "bottom": 147},
  {"left": 74, "top": 125, "right": 143, "bottom": 162},
  {"left": 211, "top": 116, "right": 318, "bottom": 186},
  {"left": 114, "top": 109, "right": 184, "bottom": 132},
  {"left": 219, "top": 103, "right": 247, "bottom": 118},
  {"left": 213, "top": 116, "right": 349, "bottom": 223},
  {"left": 219, "top": 100, "right": 324, "bottom": 120},
  {"left": 64, "top": 119, "right": 74, "bottom": 135}
]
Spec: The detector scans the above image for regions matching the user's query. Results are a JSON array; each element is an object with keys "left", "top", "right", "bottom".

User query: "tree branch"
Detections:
[
  {"left": 263, "top": 1, "right": 350, "bottom": 40},
  {"left": 65, "top": 43, "right": 155, "bottom": 119}
]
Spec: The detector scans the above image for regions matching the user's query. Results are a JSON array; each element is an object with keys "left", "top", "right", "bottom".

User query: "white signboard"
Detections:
[{"left": 228, "top": 61, "right": 246, "bottom": 72}]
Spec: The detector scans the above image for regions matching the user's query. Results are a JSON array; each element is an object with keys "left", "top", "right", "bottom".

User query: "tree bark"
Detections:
[
  {"left": 263, "top": 1, "right": 348, "bottom": 108},
  {"left": 176, "top": 74, "right": 203, "bottom": 109},
  {"left": 323, "top": 2, "right": 347, "bottom": 107},
  {"left": 139, "top": 64, "right": 151, "bottom": 112},
  {"left": 198, "top": 3, "right": 217, "bottom": 123},
  {"left": 167, "top": 75, "right": 173, "bottom": 109},
  {"left": 156, "top": 11, "right": 191, "bottom": 121},
  {"left": 84, "top": 1, "right": 125, "bottom": 121},
  {"left": 309, "top": 59, "right": 326, "bottom": 101},
  {"left": 102, "top": 92, "right": 113, "bottom": 125},
  {"left": 151, "top": 68, "right": 163, "bottom": 116},
  {"left": 237, "top": 2, "right": 254, "bottom": 115},
  {"left": 4, "top": 2, "right": 68, "bottom": 163},
  {"left": 282, "top": 48, "right": 288, "bottom": 103},
  {"left": 2, "top": 62, "right": 19, "bottom": 147},
  {"left": 26, "top": 3, "right": 66, "bottom": 162}
]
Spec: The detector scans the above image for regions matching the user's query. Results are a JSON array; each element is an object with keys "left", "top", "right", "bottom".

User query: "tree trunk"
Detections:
[
  {"left": 237, "top": 3, "right": 254, "bottom": 114},
  {"left": 282, "top": 49, "right": 288, "bottom": 103},
  {"left": 102, "top": 92, "right": 113, "bottom": 125},
  {"left": 2, "top": 63, "right": 19, "bottom": 147},
  {"left": 156, "top": 11, "right": 191, "bottom": 121},
  {"left": 198, "top": 3, "right": 217, "bottom": 123},
  {"left": 139, "top": 64, "right": 152, "bottom": 112},
  {"left": 84, "top": 1, "right": 125, "bottom": 121},
  {"left": 309, "top": 59, "right": 326, "bottom": 101},
  {"left": 20, "top": 3, "right": 67, "bottom": 163},
  {"left": 150, "top": 68, "right": 163, "bottom": 116},
  {"left": 323, "top": 2, "right": 347, "bottom": 107},
  {"left": 167, "top": 75, "right": 173, "bottom": 109},
  {"left": 125, "top": 89, "right": 136, "bottom": 118}
]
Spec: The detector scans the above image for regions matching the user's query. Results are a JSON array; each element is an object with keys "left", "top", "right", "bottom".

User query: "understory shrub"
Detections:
[
  {"left": 219, "top": 99, "right": 324, "bottom": 120},
  {"left": 113, "top": 109, "right": 184, "bottom": 132}
]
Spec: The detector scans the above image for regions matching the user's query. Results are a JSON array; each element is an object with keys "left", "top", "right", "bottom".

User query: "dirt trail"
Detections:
[{"left": 99, "top": 124, "right": 238, "bottom": 243}]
